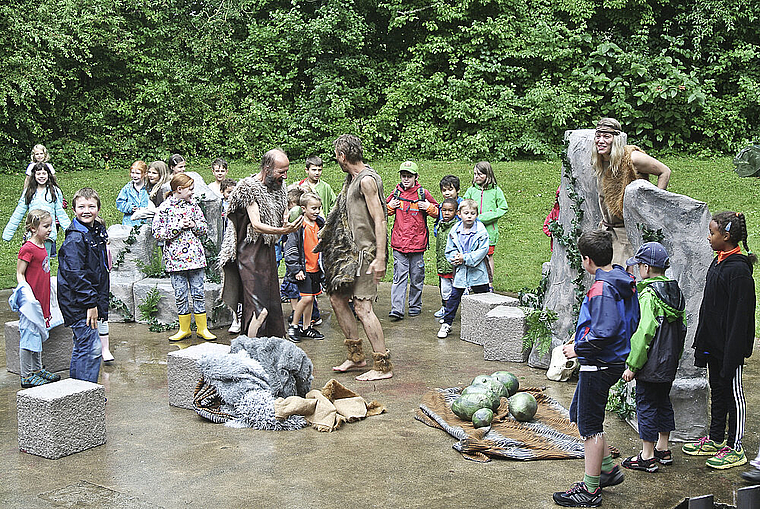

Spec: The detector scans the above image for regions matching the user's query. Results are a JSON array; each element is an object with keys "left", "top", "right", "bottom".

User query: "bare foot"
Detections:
[
  {"left": 332, "top": 359, "right": 367, "bottom": 372},
  {"left": 355, "top": 369, "right": 393, "bottom": 381}
]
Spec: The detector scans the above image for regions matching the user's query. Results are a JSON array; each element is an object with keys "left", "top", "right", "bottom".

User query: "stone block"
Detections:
[
  {"left": 482, "top": 306, "right": 529, "bottom": 362},
  {"left": 460, "top": 293, "right": 519, "bottom": 345},
  {"left": 5, "top": 321, "right": 72, "bottom": 376},
  {"left": 109, "top": 275, "right": 141, "bottom": 323},
  {"left": 133, "top": 278, "right": 231, "bottom": 327},
  {"left": 17, "top": 378, "right": 106, "bottom": 459},
  {"left": 108, "top": 224, "right": 158, "bottom": 279},
  {"left": 669, "top": 376, "right": 709, "bottom": 442},
  {"left": 168, "top": 342, "right": 231, "bottom": 409}
]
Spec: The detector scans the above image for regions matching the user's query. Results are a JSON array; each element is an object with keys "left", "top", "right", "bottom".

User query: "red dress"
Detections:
[{"left": 18, "top": 241, "right": 51, "bottom": 321}]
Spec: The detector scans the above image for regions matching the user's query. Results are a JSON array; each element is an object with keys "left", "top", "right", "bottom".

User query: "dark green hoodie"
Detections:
[{"left": 435, "top": 217, "right": 458, "bottom": 275}]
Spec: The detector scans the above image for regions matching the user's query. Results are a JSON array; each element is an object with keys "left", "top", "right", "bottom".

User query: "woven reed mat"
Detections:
[{"left": 416, "top": 386, "right": 589, "bottom": 463}]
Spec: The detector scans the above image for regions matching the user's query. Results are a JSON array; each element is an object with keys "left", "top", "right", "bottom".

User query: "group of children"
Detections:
[{"left": 554, "top": 211, "right": 758, "bottom": 507}]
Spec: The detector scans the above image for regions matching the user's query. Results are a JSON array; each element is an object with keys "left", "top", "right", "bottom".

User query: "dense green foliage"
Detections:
[{"left": 1, "top": 0, "right": 759, "bottom": 172}]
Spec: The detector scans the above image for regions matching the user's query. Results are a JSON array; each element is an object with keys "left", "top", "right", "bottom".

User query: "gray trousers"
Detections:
[
  {"left": 390, "top": 250, "right": 425, "bottom": 316},
  {"left": 20, "top": 348, "right": 42, "bottom": 378}
]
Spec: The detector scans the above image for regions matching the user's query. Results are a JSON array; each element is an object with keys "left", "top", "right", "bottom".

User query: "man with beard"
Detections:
[
  {"left": 316, "top": 134, "right": 393, "bottom": 381},
  {"left": 220, "top": 149, "right": 302, "bottom": 337}
]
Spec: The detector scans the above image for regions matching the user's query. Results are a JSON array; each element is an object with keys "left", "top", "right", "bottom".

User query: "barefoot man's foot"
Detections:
[
  {"left": 333, "top": 359, "right": 368, "bottom": 372},
  {"left": 356, "top": 369, "right": 393, "bottom": 381}
]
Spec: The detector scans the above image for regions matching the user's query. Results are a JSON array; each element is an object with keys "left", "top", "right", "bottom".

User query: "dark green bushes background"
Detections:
[{"left": 2, "top": 0, "right": 758, "bottom": 171}]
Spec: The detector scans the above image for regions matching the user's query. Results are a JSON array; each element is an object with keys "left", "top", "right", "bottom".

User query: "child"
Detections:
[
  {"left": 280, "top": 187, "right": 304, "bottom": 311},
  {"left": 437, "top": 199, "right": 490, "bottom": 338},
  {"left": 435, "top": 198, "right": 459, "bottom": 323},
  {"left": 152, "top": 174, "right": 216, "bottom": 342},
  {"left": 208, "top": 157, "right": 229, "bottom": 198},
  {"left": 387, "top": 161, "right": 439, "bottom": 320},
  {"left": 25, "top": 144, "right": 55, "bottom": 176},
  {"left": 543, "top": 185, "right": 561, "bottom": 251},
  {"left": 683, "top": 211, "right": 757, "bottom": 471},
  {"left": 284, "top": 193, "right": 326, "bottom": 342},
  {"left": 620, "top": 242, "right": 686, "bottom": 473},
  {"left": 116, "top": 160, "right": 150, "bottom": 226},
  {"left": 57, "top": 188, "right": 110, "bottom": 383},
  {"left": 3, "top": 162, "right": 71, "bottom": 257},
  {"left": 161, "top": 154, "right": 206, "bottom": 198},
  {"left": 12, "top": 210, "right": 61, "bottom": 387},
  {"left": 552, "top": 230, "right": 639, "bottom": 508},
  {"left": 463, "top": 161, "right": 508, "bottom": 285},
  {"left": 147, "top": 160, "right": 171, "bottom": 208},
  {"left": 433, "top": 175, "right": 462, "bottom": 318},
  {"left": 296, "top": 156, "right": 336, "bottom": 216}
]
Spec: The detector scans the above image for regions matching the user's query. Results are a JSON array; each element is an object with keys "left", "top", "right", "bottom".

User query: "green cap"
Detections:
[{"left": 399, "top": 161, "right": 419, "bottom": 175}]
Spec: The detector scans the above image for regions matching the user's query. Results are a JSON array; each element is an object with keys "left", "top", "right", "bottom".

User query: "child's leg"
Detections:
[
  {"left": 725, "top": 364, "right": 747, "bottom": 451},
  {"left": 99, "top": 319, "right": 114, "bottom": 362},
  {"left": 19, "top": 348, "right": 36, "bottom": 379},
  {"left": 170, "top": 272, "right": 191, "bottom": 315},
  {"left": 635, "top": 380, "right": 660, "bottom": 460},
  {"left": 292, "top": 295, "right": 313, "bottom": 327},
  {"left": 390, "top": 250, "right": 410, "bottom": 316},
  {"left": 442, "top": 286, "right": 466, "bottom": 325},
  {"left": 188, "top": 269, "right": 206, "bottom": 315},
  {"left": 69, "top": 320, "right": 102, "bottom": 383},
  {"left": 31, "top": 350, "right": 43, "bottom": 373},
  {"left": 407, "top": 252, "right": 425, "bottom": 316},
  {"left": 486, "top": 252, "right": 494, "bottom": 284},
  {"left": 656, "top": 432, "right": 671, "bottom": 453},
  {"left": 707, "top": 356, "right": 729, "bottom": 444},
  {"left": 439, "top": 276, "right": 453, "bottom": 306}
]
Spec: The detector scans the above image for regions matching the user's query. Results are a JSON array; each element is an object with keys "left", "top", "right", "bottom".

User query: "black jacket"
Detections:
[
  {"left": 57, "top": 218, "right": 110, "bottom": 326},
  {"left": 693, "top": 252, "right": 755, "bottom": 377},
  {"left": 283, "top": 216, "right": 325, "bottom": 279}
]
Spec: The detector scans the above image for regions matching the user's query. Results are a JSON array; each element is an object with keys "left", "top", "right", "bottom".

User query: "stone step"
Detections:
[
  {"left": 5, "top": 321, "right": 72, "bottom": 375},
  {"left": 459, "top": 293, "right": 519, "bottom": 345}
]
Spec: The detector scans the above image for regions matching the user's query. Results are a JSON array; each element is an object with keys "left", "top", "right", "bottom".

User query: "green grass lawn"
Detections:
[{"left": 1, "top": 155, "right": 759, "bottom": 329}]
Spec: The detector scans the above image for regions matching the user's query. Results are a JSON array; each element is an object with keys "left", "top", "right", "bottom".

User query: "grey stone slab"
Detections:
[
  {"left": 167, "top": 342, "right": 231, "bottom": 409},
  {"left": 17, "top": 378, "right": 106, "bottom": 459},
  {"left": 5, "top": 321, "right": 73, "bottom": 375},
  {"left": 109, "top": 275, "right": 140, "bottom": 323},
  {"left": 108, "top": 224, "right": 158, "bottom": 279},
  {"left": 482, "top": 306, "right": 529, "bottom": 362},
  {"left": 133, "top": 278, "right": 231, "bottom": 327},
  {"left": 460, "top": 293, "right": 519, "bottom": 345},
  {"left": 668, "top": 376, "right": 709, "bottom": 442}
]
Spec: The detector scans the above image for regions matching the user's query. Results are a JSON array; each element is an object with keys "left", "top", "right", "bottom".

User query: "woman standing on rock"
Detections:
[{"left": 591, "top": 117, "right": 671, "bottom": 266}]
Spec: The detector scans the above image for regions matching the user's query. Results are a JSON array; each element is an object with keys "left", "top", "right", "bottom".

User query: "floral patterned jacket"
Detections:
[{"left": 152, "top": 196, "right": 208, "bottom": 272}]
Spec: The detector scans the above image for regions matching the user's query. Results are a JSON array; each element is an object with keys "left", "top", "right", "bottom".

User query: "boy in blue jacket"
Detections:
[
  {"left": 553, "top": 230, "right": 640, "bottom": 508},
  {"left": 57, "top": 188, "right": 109, "bottom": 383}
]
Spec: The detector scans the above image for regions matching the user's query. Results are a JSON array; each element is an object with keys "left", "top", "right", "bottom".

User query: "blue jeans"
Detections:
[
  {"left": 70, "top": 318, "right": 102, "bottom": 383},
  {"left": 170, "top": 268, "right": 205, "bottom": 315},
  {"left": 390, "top": 250, "right": 425, "bottom": 316}
]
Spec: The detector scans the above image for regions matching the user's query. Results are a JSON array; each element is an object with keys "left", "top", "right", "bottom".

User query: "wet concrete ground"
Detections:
[{"left": 1, "top": 283, "right": 759, "bottom": 508}]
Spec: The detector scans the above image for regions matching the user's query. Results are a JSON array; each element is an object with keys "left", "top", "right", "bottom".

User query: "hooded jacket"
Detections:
[
  {"left": 574, "top": 265, "right": 640, "bottom": 366},
  {"left": 435, "top": 216, "right": 458, "bottom": 275},
  {"left": 57, "top": 218, "right": 110, "bottom": 326},
  {"left": 463, "top": 184, "right": 508, "bottom": 246},
  {"left": 444, "top": 219, "right": 490, "bottom": 288},
  {"left": 283, "top": 215, "right": 325, "bottom": 278},
  {"left": 626, "top": 276, "right": 686, "bottom": 382},
  {"left": 693, "top": 252, "right": 755, "bottom": 377},
  {"left": 386, "top": 182, "right": 438, "bottom": 253}
]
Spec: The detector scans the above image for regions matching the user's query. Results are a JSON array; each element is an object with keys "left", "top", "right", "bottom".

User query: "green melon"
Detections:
[
  {"left": 508, "top": 392, "right": 538, "bottom": 422},
  {"left": 288, "top": 205, "right": 303, "bottom": 222},
  {"left": 471, "top": 407, "right": 494, "bottom": 428},
  {"left": 461, "top": 385, "right": 500, "bottom": 411},
  {"left": 471, "top": 375, "right": 508, "bottom": 400},
  {"left": 451, "top": 391, "right": 496, "bottom": 420},
  {"left": 491, "top": 371, "right": 519, "bottom": 396}
]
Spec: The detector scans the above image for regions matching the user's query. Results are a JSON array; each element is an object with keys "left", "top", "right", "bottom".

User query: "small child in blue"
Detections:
[
  {"left": 116, "top": 160, "right": 150, "bottom": 226},
  {"left": 621, "top": 242, "right": 686, "bottom": 473},
  {"left": 436, "top": 199, "right": 490, "bottom": 338}
]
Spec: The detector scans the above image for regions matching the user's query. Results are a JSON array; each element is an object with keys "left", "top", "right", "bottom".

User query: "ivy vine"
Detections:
[
  {"left": 109, "top": 292, "right": 134, "bottom": 322},
  {"left": 112, "top": 224, "right": 142, "bottom": 270}
]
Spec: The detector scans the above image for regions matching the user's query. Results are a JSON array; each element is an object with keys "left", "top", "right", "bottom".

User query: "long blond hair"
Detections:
[{"left": 591, "top": 118, "right": 626, "bottom": 177}]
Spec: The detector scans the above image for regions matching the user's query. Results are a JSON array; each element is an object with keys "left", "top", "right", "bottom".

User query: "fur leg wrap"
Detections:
[
  {"left": 372, "top": 349, "right": 393, "bottom": 373},
  {"left": 344, "top": 338, "right": 366, "bottom": 363}
]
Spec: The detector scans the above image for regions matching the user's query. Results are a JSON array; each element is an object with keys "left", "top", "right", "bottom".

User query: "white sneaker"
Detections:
[
  {"left": 433, "top": 307, "right": 445, "bottom": 318},
  {"left": 228, "top": 314, "right": 241, "bottom": 334},
  {"left": 437, "top": 323, "right": 452, "bottom": 338}
]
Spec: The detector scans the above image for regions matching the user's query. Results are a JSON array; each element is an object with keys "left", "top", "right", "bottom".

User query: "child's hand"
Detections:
[
  {"left": 388, "top": 198, "right": 401, "bottom": 209},
  {"left": 452, "top": 253, "right": 464, "bottom": 265},
  {"left": 418, "top": 200, "right": 431, "bottom": 210},
  {"left": 622, "top": 369, "right": 635, "bottom": 382},
  {"left": 562, "top": 343, "right": 577, "bottom": 359},
  {"left": 182, "top": 217, "right": 195, "bottom": 229},
  {"left": 295, "top": 271, "right": 305, "bottom": 281}
]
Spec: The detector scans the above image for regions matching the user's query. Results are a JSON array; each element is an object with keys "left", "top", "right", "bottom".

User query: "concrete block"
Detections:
[
  {"left": 669, "top": 376, "right": 709, "bottom": 442},
  {"left": 167, "top": 342, "right": 231, "bottom": 409},
  {"left": 108, "top": 224, "right": 157, "bottom": 279},
  {"left": 482, "top": 306, "right": 529, "bottom": 362},
  {"left": 460, "top": 293, "right": 519, "bottom": 345},
  {"left": 109, "top": 275, "right": 141, "bottom": 323},
  {"left": 5, "top": 321, "right": 72, "bottom": 376},
  {"left": 133, "top": 278, "right": 231, "bottom": 328},
  {"left": 17, "top": 378, "right": 106, "bottom": 459}
]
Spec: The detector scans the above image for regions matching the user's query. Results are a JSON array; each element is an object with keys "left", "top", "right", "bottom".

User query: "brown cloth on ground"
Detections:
[
  {"left": 275, "top": 378, "right": 386, "bottom": 432},
  {"left": 417, "top": 386, "right": 606, "bottom": 463}
]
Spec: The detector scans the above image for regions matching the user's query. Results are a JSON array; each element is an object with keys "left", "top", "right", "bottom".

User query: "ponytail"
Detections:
[{"left": 736, "top": 213, "right": 757, "bottom": 265}]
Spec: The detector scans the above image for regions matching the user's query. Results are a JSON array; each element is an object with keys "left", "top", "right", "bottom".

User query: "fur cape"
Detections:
[
  {"left": 194, "top": 336, "right": 313, "bottom": 430},
  {"left": 600, "top": 145, "right": 648, "bottom": 219}
]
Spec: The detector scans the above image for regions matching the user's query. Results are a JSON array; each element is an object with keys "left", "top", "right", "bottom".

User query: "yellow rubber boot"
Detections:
[
  {"left": 195, "top": 313, "right": 217, "bottom": 341},
  {"left": 169, "top": 314, "right": 192, "bottom": 341}
]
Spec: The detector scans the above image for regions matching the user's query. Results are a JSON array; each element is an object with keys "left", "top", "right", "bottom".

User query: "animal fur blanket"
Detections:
[
  {"left": 416, "top": 387, "right": 586, "bottom": 463},
  {"left": 193, "top": 336, "right": 313, "bottom": 430}
]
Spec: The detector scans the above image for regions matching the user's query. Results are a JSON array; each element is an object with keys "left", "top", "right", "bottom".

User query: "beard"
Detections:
[{"left": 264, "top": 173, "right": 282, "bottom": 191}]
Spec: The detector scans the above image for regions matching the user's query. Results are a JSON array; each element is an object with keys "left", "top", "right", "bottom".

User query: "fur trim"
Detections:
[
  {"left": 344, "top": 338, "right": 365, "bottom": 363},
  {"left": 371, "top": 349, "right": 393, "bottom": 373},
  {"left": 601, "top": 145, "right": 648, "bottom": 219},
  {"left": 227, "top": 175, "right": 286, "bottom": 246}
]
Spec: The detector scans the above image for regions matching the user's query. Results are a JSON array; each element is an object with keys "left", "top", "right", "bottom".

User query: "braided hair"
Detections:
[{"left": 712, "top": 211, "right": 757, "bottom": 264}]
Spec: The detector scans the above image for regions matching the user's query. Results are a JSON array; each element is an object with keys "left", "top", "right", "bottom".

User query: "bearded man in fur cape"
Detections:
[
  {"left": 315, "top": 134, "right": 393, "bottom": 382},
  {"left": 591, "top": 118, "right": 671, "bottom": 266},
  {"left": 220, "top": 149, "right": 302, "bottom": 338}
]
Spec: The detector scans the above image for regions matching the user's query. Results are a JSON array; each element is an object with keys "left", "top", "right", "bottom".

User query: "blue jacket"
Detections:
[
  {"left": 116, "top": 182, "right": 150, "bottom": 226},
  {"left": 574, "top": 265, "right": 640, "bottom": 367},
  {"left": 57, "top": 219, "right": 110, "bottom": 326},
  {"left": 3, "top": 187, "right": 70, "bottom": 242},
  {"left": 445, "top": 220, "right": 490, "bottom": 289},
  {"left": 9, "top": 283, "right": 48, "bottom": 352}
]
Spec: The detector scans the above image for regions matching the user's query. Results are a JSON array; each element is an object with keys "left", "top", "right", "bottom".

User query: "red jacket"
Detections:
[{"left": 386, "top": 182, "right": 438, "bottom": 253}]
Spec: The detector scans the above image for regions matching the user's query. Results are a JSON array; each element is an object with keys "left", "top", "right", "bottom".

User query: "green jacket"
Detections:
[
  {"left": 435, "top": 217, "right": 458, "bottom": 275},
  {"left": 626, "top": 276, "right": 686, "bottom": 377},
  {"left": 463, "top": 184, "right": 508, "bottom": 245}
]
